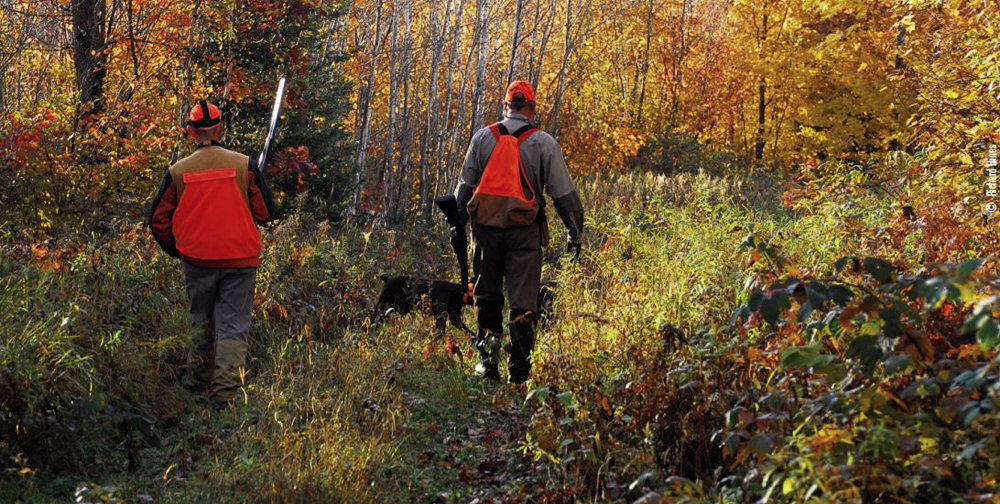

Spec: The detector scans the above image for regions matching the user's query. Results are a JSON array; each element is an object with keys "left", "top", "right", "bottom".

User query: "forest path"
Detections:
[{"left": 386, "top": 344, "right": 549, "bottom": 502}]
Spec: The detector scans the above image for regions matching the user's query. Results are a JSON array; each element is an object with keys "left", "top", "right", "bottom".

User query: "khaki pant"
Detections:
[
  {"left": 471, "top": 222, "right": 542, "bottom": 311},
  {"left": 183, "top": 263, "right": 256, "bottom": 405},
  {"left": 472, "top": 222, "right": 542, "bottom": 382}
]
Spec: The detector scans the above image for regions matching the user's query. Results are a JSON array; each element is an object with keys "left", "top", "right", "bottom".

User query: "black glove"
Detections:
[{"left": 566, "top": 241, "right": 581, "bottom": 262}]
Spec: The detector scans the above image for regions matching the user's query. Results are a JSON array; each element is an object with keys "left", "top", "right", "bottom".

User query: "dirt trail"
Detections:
[{"left": 395, "top": 356, "right": 550, "bottom": 502}]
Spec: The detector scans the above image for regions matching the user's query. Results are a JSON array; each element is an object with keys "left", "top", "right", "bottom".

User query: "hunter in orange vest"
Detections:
[
  {"left": 454, "top": 81, "right": 585, "bottom": 384},
  {"left": 148, "top": 100, "right": 276, "bottom": 407}
]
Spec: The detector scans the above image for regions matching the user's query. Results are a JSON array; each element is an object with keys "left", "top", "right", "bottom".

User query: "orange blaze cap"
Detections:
[
  {"left": 505, "top": 80, "right": 535, "bottom": 104},
  {"left": 189, "top": 100, "right": 221, "bottom": 128}
]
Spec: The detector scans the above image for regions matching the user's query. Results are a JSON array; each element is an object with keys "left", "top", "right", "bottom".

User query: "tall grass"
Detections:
[{"left": 6, "top": 168, "right": 974, "bottom": 502}]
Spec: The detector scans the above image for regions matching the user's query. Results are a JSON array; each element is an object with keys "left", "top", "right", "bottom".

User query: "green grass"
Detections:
[{"left": 3, "top": 170, "right": 995, "bottom": 502}]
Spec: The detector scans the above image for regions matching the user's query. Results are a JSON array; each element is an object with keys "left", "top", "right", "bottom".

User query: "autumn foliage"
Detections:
[{"left": 1, "top": 0, "right": 999, "bottom": 501}]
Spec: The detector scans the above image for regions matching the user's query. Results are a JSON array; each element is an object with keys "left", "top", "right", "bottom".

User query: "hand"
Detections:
[{"left": 566, "top": 241, "right": 581, "bottom": 262}]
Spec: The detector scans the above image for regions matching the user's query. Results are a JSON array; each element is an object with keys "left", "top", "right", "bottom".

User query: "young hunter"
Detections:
[
  {"left": 148, "top": 100, "right": 277, "bottom": 407},
  {"left": 454, "top": 80, "right": 585, "bottom": 384}
]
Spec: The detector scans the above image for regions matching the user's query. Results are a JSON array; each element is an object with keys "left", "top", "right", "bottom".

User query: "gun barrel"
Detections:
[{"left": 258, "top": 77, "right": 287, "bottom": 173}]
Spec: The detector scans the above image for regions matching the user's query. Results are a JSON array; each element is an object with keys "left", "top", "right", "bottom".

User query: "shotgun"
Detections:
[{"left": 257, "top": 77, "right": 287, "bottom": 174}]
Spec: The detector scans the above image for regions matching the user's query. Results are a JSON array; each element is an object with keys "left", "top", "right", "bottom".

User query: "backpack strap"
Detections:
[
  {"left": 512, "top": 125, "right": 538, "bottom": 145},
  {"left": 490, "top": 122, "right": 538, "bottom": 141}
]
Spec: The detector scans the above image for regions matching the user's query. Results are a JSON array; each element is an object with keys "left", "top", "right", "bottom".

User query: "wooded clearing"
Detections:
[{"left": 1, "top": 0, "right": 999, "bottom": 502}]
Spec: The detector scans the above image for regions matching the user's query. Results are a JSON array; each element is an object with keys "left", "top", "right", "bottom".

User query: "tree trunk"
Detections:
[
  {"left": 392, "top": 0, "right": 414, "bottom": 218},
  {"left": 754, "top": 13, "right": 768, "bottom": 165},
  {"left": 174, "top": 0, "right": 203, "bottom": 163},
  {"left": 381, "top": 0, "right": 401, "bottom": 214},
  {"left": 529, "top": 0, "right": 557, "bottom": 91},
  {"left": 634, "top": 0, "right": 653, "bottom": 126},
  {"left": 351, "top": 0, "right": 384, "bottom": 213},
  {"left": 0, "top": 62, "right": 5, "bottom": 113},
  {"left": 670, "top": 0, "right": 688, "bottom": 120},
  {"left": 437, "top": 0, "right": 469, "bottom": 196},
  {"left": 549, "top": 0, "right": 574, "bottom": 138},
  {"left": 422, "top": 0, "right": 451, "bottom": 217},
  {"left": 504, "top": 0, "right": 525, "bottom": 99},
  {"left": 72, "top": 0, "right": 108, "bottom": 121},
  {"left": 470, "top": 0, "right": 490, "bottom": 135}
]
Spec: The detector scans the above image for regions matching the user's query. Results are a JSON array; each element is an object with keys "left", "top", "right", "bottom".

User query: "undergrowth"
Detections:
[{"left": 1, "top": 170, "right": 997, "bottom": 502}]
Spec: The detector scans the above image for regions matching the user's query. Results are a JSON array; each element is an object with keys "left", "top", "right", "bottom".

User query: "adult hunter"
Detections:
[
  {"left": 454, "top": 80, "right": 585, "bottom": 384},
  {"left": 148, "top": 100, "right": 277, "bottom": 407}
]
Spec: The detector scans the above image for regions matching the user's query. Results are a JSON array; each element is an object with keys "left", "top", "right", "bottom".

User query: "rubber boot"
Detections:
[
  {"left": 474, "top": 300, "right": 504, "bottom": 381},
  {"left": 211, "top": 338, "right": 249, "bottom": 407},
  {"left": 184, "top": 318, "right": 215, "bottom": 393},
  {"left": 507, "top": 310, "right": 536, "bottom": 384}
]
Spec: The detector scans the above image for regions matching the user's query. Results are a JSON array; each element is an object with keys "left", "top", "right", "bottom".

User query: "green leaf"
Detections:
[
  {"left": 863, "top": 257, "right": 893, "bottom": 283},
  {"left": 880, "top": 308, "right": 903, "bottom": 339},
  {"left": 748, "top": 290, "right": 765, "bottom": 312},
  {"left": 978, "top": 321, "right": 1000, "bottom": 350},
  {"left": 956, "top": 258, "right": 984, "bottom": 280},
  {"left": 961, "top": 313, "right": 989, "bottom": 335},
  {"left": 729, "top": 306, "right": 750, "bottom": 327},
  {"left": 860, "top": 321, "right": 881, "bottom": 336},
  {"left": 884, "top": 354, "right": 910, "bottom": 374},
  {"left": 816, "top": 363, "right": 847, "bottom": 382},
  {"left": 828, "top": 285, "right": 854, "bottom": 306},
  {"left": 556, "top": 391, "right": 576, "bottom": 408},
  {"left": 775, "top": 291, "right": 792, "bottom": 311},
  {"left": 847, "top": 335, "right": 883, "bottom": 376},
  {"left": 920, "top": 277, "right": 949, "bottom": 310},
  {"left": 958, "top": 438, "right": 986, "bottom": 460},
  {"left": 780, "top": 344, "right": 834, "bottom": 369},
  {"left": 798, "top": 300, "right": 814, "bottom": 322},
  {"left": 946, "top": 284, "right": 962, "bottom": 302},
  {"left": 761, "top": 296, "right": 780, "bottom": 325},
  {"left": 725, "top": 407, "right": 746, "bottom": 427},
  {"left": 525, "top": 386, "right": 550, "bottom": 405},
  {"left": 835, "top": 256, "right": 852, "bottom": 274},
  {"left": 806, "top": 283, "right": 828, "bottom": 308}
]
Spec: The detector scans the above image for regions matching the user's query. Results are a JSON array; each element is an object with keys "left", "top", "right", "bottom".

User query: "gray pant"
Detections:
[
  {"left": 183, "top": 263, "right": 257, "bottom": 345},
  {"left": 472, "top": 222, "right": 542, "bottom": 311}
]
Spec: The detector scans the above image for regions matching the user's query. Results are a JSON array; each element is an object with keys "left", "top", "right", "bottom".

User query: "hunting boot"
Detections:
[
  {"left": 507, "top": 310, "right": 536, "bottom": 384},
  {"left": 211, "top": 338, "right": 249, "bottom": 408},
  {"left": 474, "top": 299, "right": 504, "bottom": 381},
  {"left": 184, "top": 318, "right": 215, "bottom": 393}
]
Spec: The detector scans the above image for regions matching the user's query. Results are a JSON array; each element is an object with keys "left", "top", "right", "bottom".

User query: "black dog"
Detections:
[
  {"left": 371, "top": 275, "right": 558, "bottom": 335},
  {"left": 371, "top": 275, "right": 475, "bottom": 336}
]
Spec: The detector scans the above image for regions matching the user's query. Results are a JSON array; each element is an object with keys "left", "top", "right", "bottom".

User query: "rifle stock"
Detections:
[
  {"left": 434, "top": 195, "right": 464, "bottom": 228},
  {"left": 435, "top": 195, "right": 469, "bottom": 288}
]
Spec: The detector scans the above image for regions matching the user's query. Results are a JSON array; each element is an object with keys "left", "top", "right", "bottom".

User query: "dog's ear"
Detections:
[{"left": 379, "top": 274, "right": 389, "bottom": 283}]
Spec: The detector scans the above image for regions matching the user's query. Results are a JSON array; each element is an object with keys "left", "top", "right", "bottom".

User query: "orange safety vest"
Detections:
[
  {"left": 173, "top": 167, "right": 262, "bottom": 260},
  {"left": 467, "top": 123, "right": 539, "bottom": 228}
]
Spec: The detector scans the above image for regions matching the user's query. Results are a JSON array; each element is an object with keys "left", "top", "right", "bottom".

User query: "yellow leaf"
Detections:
[{"left": 857, "top": 62, "right": 867, "bottom": 72}]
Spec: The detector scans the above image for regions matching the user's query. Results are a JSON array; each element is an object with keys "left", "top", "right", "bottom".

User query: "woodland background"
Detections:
[
  {"left": 1, "top": 0, "right": 1000, "bottom": 501},
  {"left": 2, "top": 0, "right": 997, "bottom": 228}
]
